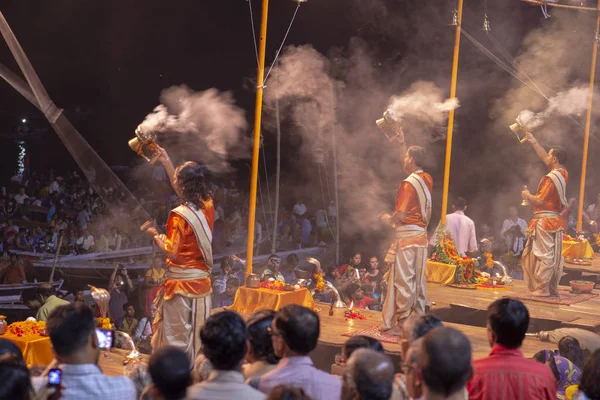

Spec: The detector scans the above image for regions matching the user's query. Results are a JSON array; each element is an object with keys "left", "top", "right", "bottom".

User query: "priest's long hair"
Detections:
[{"left": 175, "top": 161, "right": 211, "bottom": 210}]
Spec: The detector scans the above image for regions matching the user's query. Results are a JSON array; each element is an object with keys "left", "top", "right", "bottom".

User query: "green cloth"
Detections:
[{"left": 36, "top": 295, "right": 70, "bottom": 322}]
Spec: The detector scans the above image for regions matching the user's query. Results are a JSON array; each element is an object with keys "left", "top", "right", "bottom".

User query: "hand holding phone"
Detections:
[
  {"left": 46, "top": 368, "right": 61, "bottom": 400},
  {"left": 95, "top": 328, "right": 115, "bottom": 349}
]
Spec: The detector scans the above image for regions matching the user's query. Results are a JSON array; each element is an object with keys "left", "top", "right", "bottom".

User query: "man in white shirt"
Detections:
[
  {"left": 77, "top": 208, "right": 91, "bottom": 231},
  {"left": 13, "top": 187, "right": 29, "bottom": 205},
  {"left": 77, "top": 230, "right": 95, "bottom": 253},
  {"left": 293, "top": 198, "right": 307, "bottom": 217},
  {"left": 444, "top": 197, "right": 478, "bottom": 256},
  {"left": 501, "top": 206, "right": 528, "bottom": 256}
]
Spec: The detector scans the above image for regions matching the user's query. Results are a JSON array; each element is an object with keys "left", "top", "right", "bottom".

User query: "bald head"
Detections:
[{"left": 342, "top": 348, "right": 394, "bottom": 400}]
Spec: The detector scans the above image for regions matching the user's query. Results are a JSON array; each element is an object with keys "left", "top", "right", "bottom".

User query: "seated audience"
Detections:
[
  {"left": 34, "top": 303, "right": 137, "bottom": 399},
  {"left": 243, "top": 310, "right": 280, "bottom": 380},
  {"left": 213, "top": 278, "right": 240, "bottom": 308},
  {"left": 341, "top": 348, "right": 395, "bottom": 400},
  {"left": 332, "top": 335, "right": 384, "bottom": 375},
  {"left": 0, "top": 338, "right": 39, "bottom": 400},
  {"left": 255, "top": 305, "right": 341, "bottom": 400},
  {"left": 124, "top": 362, "right": 152, "bottom": 399},
  {"left": 575, "top": 348, "right": 600, "bottom": 400},
  {"left": 0, "top": 253, "right": 26, "bottom": 284},
  {"left": 468, "top": 298, "right": 556, "bottom": 400},
  {"left": 147, "top": 346, "right": 191, "bottom": 400},
  {"left": 118, "top": 303, "right": 139, "bottom": 336},
  {"left": 187, "top": 311, "right": 265, "bottom": 399},
  {"left": 533, "top": 350, "right": 581, "bottom": 400},
  {"left": 36, "top": 283, "right": 70, "bottom": 322},
  {"left": 417, "top": 327, "right": 472, "bottom": 400},
  {"left": 558, "top": 336, "right": 585, "bottom": 369},
  {"left": 260, "top": 255, "right": 285, "bottom": 282}
]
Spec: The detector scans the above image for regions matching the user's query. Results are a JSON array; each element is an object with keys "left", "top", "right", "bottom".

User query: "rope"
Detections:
[
  {"left": 261, "top": 138, "right": 273, "bottom": 220},
  {"left": 263, "top": 3, "right": 302, "bottom": 85},
  {"left": 246, "top": 0, "right": 260, "bottom": 67},
  {"left": 317, "top": 161, "right": 337, "bottom": 240}
]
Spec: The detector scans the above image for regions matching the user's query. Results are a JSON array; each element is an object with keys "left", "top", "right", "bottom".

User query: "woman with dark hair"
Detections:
[
  {"left": 577, "top": 349, "right": 600, "bottom": 400},
  {"left": 533, "top": 350, "right": 581, "bottom": 400},
  {"left": 558, "top": 336, "right": 585, "bottom": 369},
  {"left": 142, "top": 148, "right": 214, "bottom": 365},
  {"left": 243, "top": 310, "right": 280, "bottom": 380}
]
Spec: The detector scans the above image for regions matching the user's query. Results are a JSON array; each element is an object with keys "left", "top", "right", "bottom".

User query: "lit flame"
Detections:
[
  {"left": 495, "top": 273, "right": 500, "bottom": 278},
  {"left": 348, "top": 301, "right": 354, "bottom": 310}
]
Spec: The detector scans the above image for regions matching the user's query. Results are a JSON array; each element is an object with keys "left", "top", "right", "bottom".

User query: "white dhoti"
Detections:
[
  {"left": 522, "top": 224, "right": 563, "bottom": 297},
  {"left": 381, "top": 227, "right": 428, "bottom": 330},
  {"left": 152, "top": 292, "right": 211, "bottom": 367}
]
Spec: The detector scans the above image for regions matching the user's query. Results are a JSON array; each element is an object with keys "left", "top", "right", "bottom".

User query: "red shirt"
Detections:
[{"left": 468, "top": 345, "right": 556, "bottom": 400}]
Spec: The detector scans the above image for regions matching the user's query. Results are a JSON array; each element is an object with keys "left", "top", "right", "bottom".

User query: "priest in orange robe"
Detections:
[
  {"left": 380, "top": 144, "right": 433, "bottom": 335},
  {"left": 142, "top": 147, "right": 214, "bottom": 364},
  {"left": 521, "top": 131, "right": 568, "bottom": 297}
]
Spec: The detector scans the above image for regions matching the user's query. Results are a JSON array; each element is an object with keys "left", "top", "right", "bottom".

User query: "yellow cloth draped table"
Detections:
[
  {"left": 229, "top": 287, "right": 315, "bottom": 313},
  {"left": 4, "top": 333, "right": 53, "bottom": 367},
  {"left": 425, "top": 260, "right": 457, "bottom": 285},
  {"left": 562, "top": 240, "right": 594, "bottom": 260}
]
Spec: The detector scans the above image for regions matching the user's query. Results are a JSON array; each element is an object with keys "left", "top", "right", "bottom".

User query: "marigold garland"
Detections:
[
  {"left": 344, "top": 309, "right": 366, "bottom": 320},
  {"left": 484, "top": 252, "right": 494, "bottom": 268},
  {"left": 259, "top": 280, "right": 285, "bottom": 291},
  {"left": 7, "top": 321, "right": 46, "bottom": 337},
  {"left": 313, "top": 273, "right": 325, "bottom": 292},
  {"left": 96, "top": 317, "right": 112, "bottom": 330}
]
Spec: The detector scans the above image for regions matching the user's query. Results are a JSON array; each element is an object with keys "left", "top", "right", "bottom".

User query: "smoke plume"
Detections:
[
  {"left": 518, "top": 86, "right": 591, "bottom": 130},
  {"left": 387, "top": 81, "right": 459, "bottom": 127},
  {"left": 139, "top": 85, "right": 249, "bottom": 171}
]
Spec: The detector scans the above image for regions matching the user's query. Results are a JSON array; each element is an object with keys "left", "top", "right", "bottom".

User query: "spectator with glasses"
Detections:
[{"left": 260, "top": 254, "right": 285, "bottom": 282}]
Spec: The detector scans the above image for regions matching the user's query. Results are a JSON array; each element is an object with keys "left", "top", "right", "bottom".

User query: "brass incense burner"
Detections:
[
  {"left": 509, "top": 117, "right": 529, "bottom": 144},
  {"left": 521, "top": 185, "right": 530, "bottom": 207},
  {"left": 375, "top": 109, "right": 405, "bottom": 143},
  {"left": 128, "top": 125, "right": 161, "bottom": 164}
]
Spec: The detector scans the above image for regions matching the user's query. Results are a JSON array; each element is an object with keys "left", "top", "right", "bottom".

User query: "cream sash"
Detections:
[
  {"left": 395, "top": 224, "right": 426, "bottom": 239},
  {"left": 541, "top": 169, "right": 568, "bottom": 209},
  {"left": 404, "top": 172, "right": 432, "bottom": 225},
  {"left": 166, "top": 265, "right": 210, "bottom": 281},
  {"left": 171, "top": 204, "right": 213, "bottom": 268}
]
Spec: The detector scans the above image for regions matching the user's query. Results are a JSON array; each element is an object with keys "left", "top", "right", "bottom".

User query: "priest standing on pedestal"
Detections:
[
  {"left": 521, "top": 131, "right": 568, "bottom": 297},
  {"left": 141, "top": 146, "right": 214, "bottom": 363},
  {"left": 380, "top": 133, "right": 432, "bottom": 335}
]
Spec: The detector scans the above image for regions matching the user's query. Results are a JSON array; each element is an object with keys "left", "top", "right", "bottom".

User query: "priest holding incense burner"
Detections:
[{"left": 521, "top": 131, "right": 568, "bottom": 297}]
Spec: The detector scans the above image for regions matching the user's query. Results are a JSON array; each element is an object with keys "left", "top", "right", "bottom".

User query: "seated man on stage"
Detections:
[
  {"left": 380, "top": 143, "right": 433, "bottom": 335},
  {"left": 521, "top": 131, "right": 568, "bottom": 297},
  {"left": 142, "top": 146, "right": 214, "bottom": 364}
]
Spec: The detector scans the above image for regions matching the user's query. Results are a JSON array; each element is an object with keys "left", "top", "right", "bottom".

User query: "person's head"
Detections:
[
  {"left": 9, "top": 253, "right": 18, "bottom": 265},
  {"left": 344, "top": 283, "right": 364, "bottom": 302},
  {"left": 268, "top": 254, "right": 281, "bottom": 271},
  {"left": 225, "top": 278, "right": 240, "bottom": 297},
  {"left": 508, "top": 205, "right": 518, "bottom": 219},
  {"left": 124, "top": 362, "right": 152, "bottom": 399},
  {"left": 74, "top": 289, "right": 85, "bottom": 302},
  {"left": 46, "top": 303, "right": 98, "bottom": 364},
  {"left": 453, "top": 197, "right": 467, "bottom": 211},
  {"left": 404, "top": 339, "right": 424, "bottom": 399},
  {"left": 123, "top": 302, "right": 135, "bottom": 318},
  {"left": 368, "top": 257, "right": 379, "bottom": 271},
  {"left": 18, "top": 187, "right": 24, "bottom": 195},
  {"left": 400, "top": 313, "right": 444, "bottom": 360},
  {"left": 369, "top": 277, "right": 379, "bottom": 291},
  {"left": 349, "top": 253, "right": 361, "bottom": 267},
  {"left": 558, "top": 336, "right": 585, "bottom": 369},
  {"left": 285, "top": 253, "right": 300, "bottom": 269},
  {"left": 36, "top": 283, "right": 55, "bottom": 304},
  {"left": 191, "top": 353, "right": 212, "bottom": 384},
  {"left": 341, "top": 348, "right": 394, "bottom": 400},
  {"left": 0, "top": 339, "right": 23, "bottom": 361},
  {"left": 149, "top": 303, "right": 158, "bottom": 319},
  {"left": 173, "top": 161, "right": 210, "bottom": 208},
  {"left": 267, "top": 385, "right": 311, "bottom": 400},
  {"left": 403, "top": 145, "right": 427, "bottom": 174},
  {"left": 533, "top": 350, "right": 560, "bottom": 382},
  {"left": 272, "top": 305, "right": 320, "bottom": 358},
  {"left": 547, "top": 146, "right": 568, "bottom": 167},
  {"left": 0, "top": 352, "right": 31, "bottom": 400},
  {"left": 152, "top": 254, "right": 163, "bottom": 270},
  {"left": 220, "top": 257, "right": 233, "bottom": 275},
  {"left": 341, "top": 335, "right": 384, "bottom": 364},
  {"left": 579, "top": 349, "right": 600, "bottom": 400},
  {"left": 417, "top": 327, "right": 472, "bottom": 398},
  {"left": 486, "top": 298, "right": 529, "bottom": 349},
  {"left": 361, "top": 284, "right": 373, "bottom": 298},
  {"left": 200, "top": 311, "right": 247, "bottom": 371},
  {"left": 246, "top": 310, "right": 280, "bottom": 365},
  {"left": 148, "top": 346, "right": 191, "bottom": 400}
]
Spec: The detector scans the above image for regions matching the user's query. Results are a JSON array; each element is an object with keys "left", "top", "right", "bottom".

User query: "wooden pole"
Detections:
[
  {"left": 440, "top": 0, "right": 464, "bottom": 225},
  {"left": 246, "top": 0, "right": 270, "bottom": 279},
  {"left": 49, "top": 234, "right": 64, "bottom": 283},
  {"left": 271, "top": 64, "right": 281, "bottom": 254},
  {"left": 577, "top": 3, "right": 600, "bottom": 232}
]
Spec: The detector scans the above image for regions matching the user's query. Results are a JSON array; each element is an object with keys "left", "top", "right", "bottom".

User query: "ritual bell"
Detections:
[
  {"left": 521, "top": 185, "right": 530, "bottom": 207},
  {"left": 451, "top": 9, "right": 459, "bottom": 27},
  {"left": 375, "top": 109, "right": 405, "bottom": 142},
  {"left": 482, "top": 14, "right": 491, "bottom": 32},
  {"left": 128, "top": 125, "right": 161, "bottom": 164},
  {"left": 509, "top": 117, "right": 528, "bottom": 144}
]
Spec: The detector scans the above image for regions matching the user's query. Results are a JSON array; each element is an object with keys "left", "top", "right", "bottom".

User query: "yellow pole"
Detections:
[
  {"left": 577, "top": 3, "right": 600, "bottom": 232},
  {"left": 441, "top": 0, "right": 464, "bottom": 225},
  {"left": 246, "top": 0, "right": 270, "bottom": 278}
]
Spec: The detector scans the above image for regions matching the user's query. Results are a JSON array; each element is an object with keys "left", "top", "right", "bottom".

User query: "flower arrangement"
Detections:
[
  {"left": 484, "top": 252, "right": 494, "bottom": 268},
  {"left": 259, "top": 280, "right": 285, "bottom": 291},
  {"left": 313, "top": 273, "right": 325, "bottom": 292},
  {"left": 344, "top": 309, "right": 367, "bottom": 320},
  {"left": 430, "top": 227, "right": 482, "bottom": 284},
  {"left": 96, "top": 317, "right": 112, "bottom": 330},
  {"left": 7, "top": 320, "right": 46, "bottom": 337}
]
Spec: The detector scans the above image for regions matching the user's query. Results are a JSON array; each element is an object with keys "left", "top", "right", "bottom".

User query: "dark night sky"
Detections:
[{"left": 1, "top": 1, "right": 599, "bottom": 244}]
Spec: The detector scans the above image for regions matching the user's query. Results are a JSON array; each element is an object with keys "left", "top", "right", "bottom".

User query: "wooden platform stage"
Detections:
[
  {"left": 99, "top": 305, "right": 552, "bottom": 377},
  {"left": 426, "top": 280, "right": 600, "bottom": 332}
]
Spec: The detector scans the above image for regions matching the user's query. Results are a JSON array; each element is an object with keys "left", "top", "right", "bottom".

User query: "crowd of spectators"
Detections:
[{"left": 1, "top": 299, "right": 600, "bottom": 400}]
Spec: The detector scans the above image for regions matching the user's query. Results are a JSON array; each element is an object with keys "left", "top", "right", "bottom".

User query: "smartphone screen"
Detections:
[
  {"left": 48, "top": 368, "right": 62, "bottom": 386},
  {"left": 95, "top": 328, "right": 114, "bottom": 349}
]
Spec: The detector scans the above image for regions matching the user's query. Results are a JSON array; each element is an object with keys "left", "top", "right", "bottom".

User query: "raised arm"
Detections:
[
  {"left": 524, "top": 131, "right": 550, "bottom": 167},
  {"left": 156, "top": 145, "right": 177, "bottom": 193}
]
